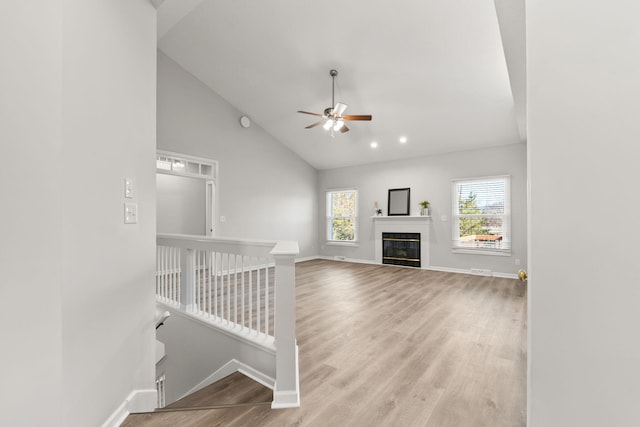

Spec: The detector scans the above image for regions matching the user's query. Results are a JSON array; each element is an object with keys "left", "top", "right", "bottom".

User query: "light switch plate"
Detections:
[
  {"left": 124, "top": 203, "right": 138, "bottom": 224},
  {"left": 124, "top": 177, "right": 135, "bottom": 199}
]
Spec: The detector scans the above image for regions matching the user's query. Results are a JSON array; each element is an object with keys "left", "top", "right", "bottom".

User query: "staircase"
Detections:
[{"left": 152, "top": 234, "right": 300, "bottom": 411}]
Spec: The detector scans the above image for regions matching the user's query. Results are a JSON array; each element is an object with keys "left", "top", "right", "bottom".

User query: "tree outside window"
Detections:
[{"left": 327, "top": 190, "right": 357, "bottom": 242}]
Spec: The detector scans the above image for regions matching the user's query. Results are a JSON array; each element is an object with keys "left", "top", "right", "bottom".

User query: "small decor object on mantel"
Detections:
[
  {"left": 375, "top": 208, "right": 383, "bottom": 216},
  {"left": 419, "top": 200, "right": 430, "bottom": 216}
]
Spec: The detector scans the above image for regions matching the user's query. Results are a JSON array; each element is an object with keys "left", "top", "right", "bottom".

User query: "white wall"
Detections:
[
  {"left": 157, "top": 52, "right": 318, "bottom": 258},
  {"left": 318, "top": 143, "right": 526, "bottom": 276},
  {"left": 528, "top": 1, "right": 640, "bottom": 426},
  {"left": 0, "top": 2, "right": 63, "bottom": 426},
  {"left": 60, "top": 1, "right": 157, "bottom": 425},
  {"left": 157, "top": 174, "right": 206, "bottom": 235},
  {"left": 59, "top": 1, "right": 158, "bottom": 425},
  {"left": 0, "top": 1, "right": 157, "bottom": 426}
]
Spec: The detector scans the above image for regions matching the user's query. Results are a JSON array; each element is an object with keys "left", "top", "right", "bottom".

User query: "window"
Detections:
[
  {"left": 452, "top": 176, "right": 510, "bottom": 254},
  {"left": 156, "top": 150, "right": 216, "bottom": 179},
  {"left": 326, "top": 189, "right": 358, "bottom": 243}
]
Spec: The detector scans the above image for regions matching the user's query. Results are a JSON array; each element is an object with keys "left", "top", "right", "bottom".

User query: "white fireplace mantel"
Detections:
[{"left": 373, "top": 216, "right": 431, "bottom": 268}]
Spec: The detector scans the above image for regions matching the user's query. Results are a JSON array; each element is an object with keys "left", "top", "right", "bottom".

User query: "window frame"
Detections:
[
  {"left": 326, "top": 188, "right": 359, "bottom": 245},
  {"left": 451, "top": 175, "right": 511, "bottom": 256}
]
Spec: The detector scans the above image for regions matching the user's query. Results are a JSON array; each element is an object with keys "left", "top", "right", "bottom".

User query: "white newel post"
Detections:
[
  {"left": 271, "top": 242, "right": 300, "bottom": 408},
  {"left": 181, "top": 248, "right": 196, "bottom": 312}
]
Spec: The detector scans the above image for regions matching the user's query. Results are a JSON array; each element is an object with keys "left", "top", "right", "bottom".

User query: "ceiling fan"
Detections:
[{"left": 298, "top": 69, "right": 372, "bottom": 136}]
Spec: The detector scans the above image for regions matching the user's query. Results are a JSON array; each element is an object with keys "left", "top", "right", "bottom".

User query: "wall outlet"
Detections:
[
  {"left": 440, "top": 215, "right": 448, "bottom": 221},
  {"left": 219, "top": 215, "right": 226, "bottom": 223},
  {"left": 515, "top": 258, "right": 521, "bottom": 265}
]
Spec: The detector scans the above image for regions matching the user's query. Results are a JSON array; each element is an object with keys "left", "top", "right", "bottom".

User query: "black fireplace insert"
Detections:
[{"left": 382, "top": 232, "right": 421, "bottom": 268}]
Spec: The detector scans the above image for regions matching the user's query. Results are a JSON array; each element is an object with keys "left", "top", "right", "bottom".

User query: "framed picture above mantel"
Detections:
[{"left": 387, "top": 188, "right": 411, "bottom": 216}]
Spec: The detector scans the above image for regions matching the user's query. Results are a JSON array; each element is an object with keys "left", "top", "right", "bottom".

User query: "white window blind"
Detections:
[
  {"left": 452, "top": 176, "right": 511, "bottom": 254},
  {"left": 326, "top": 189, "right": 358, "bottom": 242}
]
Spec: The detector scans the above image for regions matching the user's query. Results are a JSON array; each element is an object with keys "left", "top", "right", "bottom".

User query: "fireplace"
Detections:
[
  {"left": 373, "top": 216, "right": 430, "bottom": 268},
  {"left": 382, "top": 232, "right": 421, "bottom": 268}
]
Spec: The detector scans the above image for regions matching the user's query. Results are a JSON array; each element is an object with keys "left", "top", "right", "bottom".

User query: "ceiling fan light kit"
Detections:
[{"left": 298, "top": 69, "right": 372, "bottom": 137}]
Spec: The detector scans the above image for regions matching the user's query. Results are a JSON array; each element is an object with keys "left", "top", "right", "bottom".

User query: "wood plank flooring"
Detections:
[
  {"left": 163, "top": 372, "right": 272, "bottom": 410},
  {"left": 124, "top": 259, "right": 527, "bottom": 426}
]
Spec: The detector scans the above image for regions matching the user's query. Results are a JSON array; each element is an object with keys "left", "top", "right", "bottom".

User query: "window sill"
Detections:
[
  {"left": 325, "top": 241, "right": 359, "bottom": 247},
  {"left": 452, "top": 248, "right": 511, "bottom": 257}
]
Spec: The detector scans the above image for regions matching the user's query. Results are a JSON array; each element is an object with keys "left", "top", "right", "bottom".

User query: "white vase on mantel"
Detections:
[{"left": 420, "top": 207, "right": 429, "bottom": 216}]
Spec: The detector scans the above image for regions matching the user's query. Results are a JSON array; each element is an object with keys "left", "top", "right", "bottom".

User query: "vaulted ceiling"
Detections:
[{"left": 156, "top": 0, "right": 525, "bottom": 170}]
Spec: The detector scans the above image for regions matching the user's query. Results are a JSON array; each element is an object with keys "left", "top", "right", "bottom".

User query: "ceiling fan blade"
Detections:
[
  {"left": 339, "top": 124, "right": 350, "bottom": 133},
  {"left": 297, "top": 110, "right": 323, "bottom": 117},
  {"left": 305, "top": 120, "right": 325, "bottom": 129},
  {"left": 342, "top": 114, "right": 372, "bottom": 121},
  {"left": 333, "top": 102, "right": 348, "bottom": 116}
]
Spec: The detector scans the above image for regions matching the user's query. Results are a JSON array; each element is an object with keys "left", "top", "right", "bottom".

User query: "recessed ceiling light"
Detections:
[
  {"left": 370, "top": 141, "right": 378, "bottom": 148},
  {"left": 399, "top": 136, "right": 407, "bottom": 143}
]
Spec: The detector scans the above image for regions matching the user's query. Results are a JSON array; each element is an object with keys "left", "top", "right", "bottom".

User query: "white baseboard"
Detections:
[
  {"left": 237, "top": 362, "right": 277, "bottom": 390},
  {"left": 491, "top": 271, "right": 519, "bottom": 279},
  {"left": 295, "top": 255, "right": 321, "bottom": 263},
  {"left": 316, "top": 255, "right": 519, "bottom": 279},
  {"left": 127, "top": 389, "right": 157, "bottom": 414},
  {"left": 181, "top": 359, "right": 275, "bottom": 400},
  {"left": 101, "top": 389, "right": 157, "bottom": 427},
  {"left": 101, "top": 399, "right": 128, "bottom": 427},
  {"left": 272, "top": 390, "right": 300, "bottom": 409},
  {"left": 428, "top": 265, "right": 518, "bottom": 279},
  {"left": 317, "top": 255, "right": 378, "bottom": 265},
  {"left": 236, "top": 253, "right": 519, "bottom": 279}
]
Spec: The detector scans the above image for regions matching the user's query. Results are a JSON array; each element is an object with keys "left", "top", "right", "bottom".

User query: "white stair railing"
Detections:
[
  {"left": 191, "top": 250, "right": 274, "bottom": 337},
  {"left": 156, "top": 245, "right": 181, "bottom": 305},
  {"left": 155, "top": 234, "right": 300, "bottom": 408},
  {"left": 155, "top": 373, "right": 166, "bottom": 408}
]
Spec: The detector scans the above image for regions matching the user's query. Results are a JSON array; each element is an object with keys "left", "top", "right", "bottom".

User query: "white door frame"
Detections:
[
  {"left": 156, "top": 150, "right": 218, "bottom": 237},
  {"left": 205, "top": 180, "right": 216, "bottom": 237}
]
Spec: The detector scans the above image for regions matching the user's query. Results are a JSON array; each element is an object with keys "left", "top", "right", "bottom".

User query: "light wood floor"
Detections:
[
  {"left": 124, "top": 259, "right": 527, "bottom": 426},
  {"left": 164, "top": 372, "right": 272, "bottom": 410}
]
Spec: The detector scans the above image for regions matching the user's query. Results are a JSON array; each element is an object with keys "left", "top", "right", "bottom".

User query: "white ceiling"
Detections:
[{"left": 156, "top": 0, "right": 525, "bottom": 170}]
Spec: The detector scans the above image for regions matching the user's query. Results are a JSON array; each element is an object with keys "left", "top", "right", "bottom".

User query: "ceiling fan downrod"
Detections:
[{"left": 329, "top": 69, "right": 338, "bottom": 115}]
